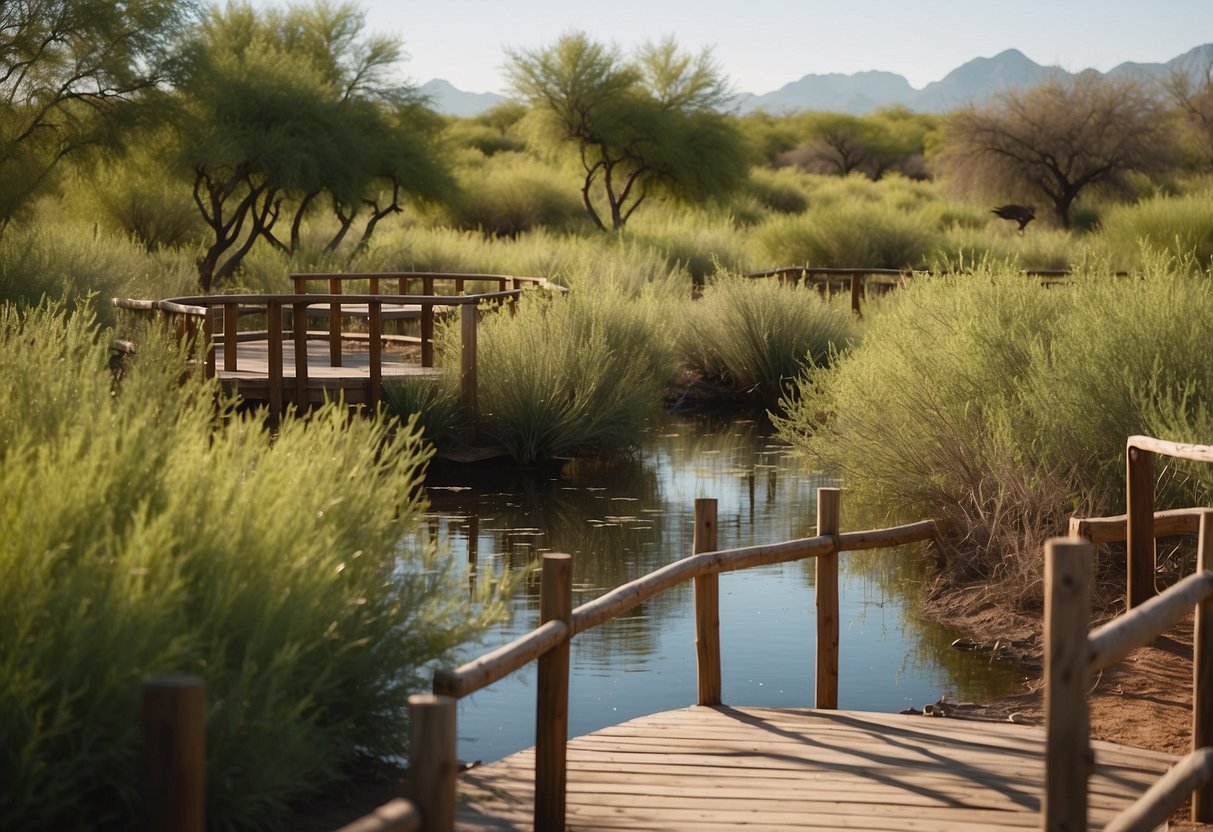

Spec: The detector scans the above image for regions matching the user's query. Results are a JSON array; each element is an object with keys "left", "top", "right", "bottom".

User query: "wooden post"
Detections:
[
  {"left": 328, "top": 277, "right": 342, "bottom": 368},
  {"left": 293, "top": 301, "right": 309, "bottom": 409},
  {"left": 535, "top": 553, "right": 573, "bottom": 832},
  {"left": 142, "top": 676, "right": 205, "bottom": 832},
  {"left": 1043, "top": 537, "right": 1092, "bottom": 832},
  {"left": 267, "top": 301, "right": 284, "bottom": 416},
  {"left": 849, "top": 273, "right": 862, "bottom": 317},
  {"left": 1127, "top": 443, "right": 1156, "bottom": 608},
  {"left": 816, "top": 487, "right": 840, "bottom": 709},
  {"left": 421, "top": 276, "right": 435, "bottom": 367},
  {"left": 407, "top": 694, "right": 456, "bottom": 832},
  {"left": 203, "top": 307, "right": 217, "bottom": 380},
  {"left": 460, "top": 303, "right": 478, "bottom": 445},
  {"left": 694, "top": 498, "right": 721, "bottom": 705},
  {"left": 368, "top": 299, "right": 382, "bottom": 408},
  {"left": 1194, "top": 510, "right": 1213, "bottom": 822},
  {"left": 222, "top": 302, "right": 237, "bottom": 372}
]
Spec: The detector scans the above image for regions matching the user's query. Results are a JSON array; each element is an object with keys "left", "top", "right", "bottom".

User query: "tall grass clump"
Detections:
[
  {"left": 446, "top": 151, "right": 586, "bottom": 237},
  {"left": 0, "top": 224, "right": 196, "bottom": 325},
  {"left": 0, "top": 302, "right": 503, "bottom": 830},
  {"left": 775, "top": 260, "right": 1213, "bottom": 615},
  {"left": 1097, "top": 191, "right": 1213, "bottom": 272},
  {"left": 679, "top": 275, "right": 856, "bottom": 411},
  {"left": 751, "top": 199, "right": 940, "bottom": 268},
  {"left": 448, "top": 287, "right": 677, "bottom": 462}
]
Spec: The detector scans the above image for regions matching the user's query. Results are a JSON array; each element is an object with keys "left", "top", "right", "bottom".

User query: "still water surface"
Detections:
[{"left": 423, "top": 416, "right": 1025, "bottom": 764}]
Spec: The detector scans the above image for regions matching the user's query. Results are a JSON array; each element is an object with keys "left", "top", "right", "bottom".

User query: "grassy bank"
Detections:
[
  {"left": 775, "top": 257, "right": 1213, "bottom": 618},
  {"left": 0, "top": 302, "right": 505, "bottom": 830}
]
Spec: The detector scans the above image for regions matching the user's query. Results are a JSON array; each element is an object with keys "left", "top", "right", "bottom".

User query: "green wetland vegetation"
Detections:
[{"left": 3, "top": 0, "right": 1213, "bottom": 827}]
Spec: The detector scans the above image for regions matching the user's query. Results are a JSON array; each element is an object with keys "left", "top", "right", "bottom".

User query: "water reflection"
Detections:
[{"left": 421, "top": 415, "right": 1026, "bottom": 763}]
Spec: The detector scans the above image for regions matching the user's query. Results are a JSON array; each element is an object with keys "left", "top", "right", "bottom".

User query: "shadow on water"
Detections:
[{"left": 419, "top": 413, "right": 1028, "bottom": 763}]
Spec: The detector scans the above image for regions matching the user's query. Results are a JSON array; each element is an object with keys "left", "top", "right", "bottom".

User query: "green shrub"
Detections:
[
  {"left": 0, "top": 303, "right": 503, "bottom": 830},
  {"left": 449, "top": 287, "right": 676, "bottom": 462},
  {"left": 775, "top": 261, "right": 1213, "bottom": 611},
  {"left": 1097, "top": 192, "right": 1213, "bottom": 272},
  {"left": 447, "top": 152, "right": 585, "bottom": 237},
  {"left": 751, "top": 199, "right": 940, "bottom": 268},
  {"left": 382, "top": 376, "right": 465, "bottom": 446},
  {"left": 679, "top": 275, "right": 856, "bottom": 410},
  {"left": 744, "top": 167, "right": 810, "bottom": 214}
]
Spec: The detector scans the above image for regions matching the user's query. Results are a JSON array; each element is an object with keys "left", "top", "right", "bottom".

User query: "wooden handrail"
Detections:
[
  {"left": 1069, "top": 507, "right": 1207, "bottom": 544},
  {"left": 1045, "top": 510, "right": 1213, "bottom": 830},
  {"left": 1087, "top": 570, "right": 1213, "bottom": 671},
  {"left": 423, "top": 491, "right": 944, "bottom": 831},
  {"left": 1104, "top": 748, "right": 1213, "bottom": 832},
  {"left": 333, "top": 800, "right": 421, "bottom": 832}
]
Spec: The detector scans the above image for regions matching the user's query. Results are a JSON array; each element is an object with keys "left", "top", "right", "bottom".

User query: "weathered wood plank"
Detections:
[{"left": 454, "top": 707, "right": 1175, "bottom": 832}]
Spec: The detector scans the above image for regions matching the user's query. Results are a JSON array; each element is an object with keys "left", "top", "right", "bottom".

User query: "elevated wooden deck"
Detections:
[
  {"left": 213, "top": 340, "right": 438, "bottom": 405},
  {"left": 454, "top": 706, "right": 1174, "bottom": 831}
]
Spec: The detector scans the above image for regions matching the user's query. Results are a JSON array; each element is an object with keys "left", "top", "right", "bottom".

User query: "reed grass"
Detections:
[
  {"left": 0, "top": 302, "right": 504, "bottom": 830},
  {"left": 679, "top": 274, "right": 856, "bottom": 411},
  {"left": 447, "top": 287, "right": 676, "bottom": 462},
  {"left": 0, "top": 223, "right": 196, "bottom": 325},
  {"left": 1097, "top": 191, "right": 1213, "bottom": 272}
]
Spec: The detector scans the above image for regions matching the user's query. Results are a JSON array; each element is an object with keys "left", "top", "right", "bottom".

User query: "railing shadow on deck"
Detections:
[{"left": 138, "top": 436, "right": 1213, "bottom": 832}]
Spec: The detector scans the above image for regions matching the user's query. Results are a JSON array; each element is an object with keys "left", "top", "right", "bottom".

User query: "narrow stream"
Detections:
[{"left": 421, "top": 415, "right": 1027, "bottom": 764}]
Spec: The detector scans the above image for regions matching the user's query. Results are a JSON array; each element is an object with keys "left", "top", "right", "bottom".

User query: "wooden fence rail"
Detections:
[
  {"left": 1069, "top": 435, "right": 1213, "bottom": 609},
  {"left": 1044, "top": 510, "right": 1213, "bottom": 830},
  {"left": 427, "top": 488, "right": 942, "bottom": 831}
]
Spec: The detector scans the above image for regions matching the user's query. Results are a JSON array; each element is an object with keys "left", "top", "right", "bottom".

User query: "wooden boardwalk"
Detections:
[
  {"left": 454, "top": 706, "right": 1175, "bottom": 831},
  {"left": 213, "top": 340, "right": 437, "bottom": 405}
]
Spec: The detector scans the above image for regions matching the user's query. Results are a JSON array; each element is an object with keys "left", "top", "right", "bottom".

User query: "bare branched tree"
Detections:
[{"left": 934, "top": 74, "right": 1178, "bottom": 227}]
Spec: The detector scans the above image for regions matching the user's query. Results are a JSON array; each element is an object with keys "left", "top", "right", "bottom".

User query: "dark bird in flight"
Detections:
[{"left": 992, "top": 204, "right": 1035, "bottom": 232}]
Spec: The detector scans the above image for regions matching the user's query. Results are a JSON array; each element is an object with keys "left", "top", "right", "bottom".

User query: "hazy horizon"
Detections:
[{"left": 244, "top": 0, "right": 1210, "bottom": 95}]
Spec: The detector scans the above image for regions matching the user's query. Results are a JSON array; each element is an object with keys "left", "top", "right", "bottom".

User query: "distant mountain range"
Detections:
[{"left": 421, "top": 43, "right": 1213, "bottom": 118}]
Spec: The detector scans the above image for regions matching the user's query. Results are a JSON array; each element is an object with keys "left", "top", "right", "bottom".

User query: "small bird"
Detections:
[{"left": 992, "top": 204, "right": 1035, "bottom": 233}]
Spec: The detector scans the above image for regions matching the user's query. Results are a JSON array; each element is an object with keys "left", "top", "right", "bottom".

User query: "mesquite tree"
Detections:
[
  {"left": 506, "top": 33, "right": 748, "bottom": 231},
  {"left": 175, "top": 1, "right": 452, "bottom": 290}
]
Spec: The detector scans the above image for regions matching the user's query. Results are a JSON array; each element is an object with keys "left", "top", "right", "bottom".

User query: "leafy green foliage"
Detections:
[
  {"left": 0, "top": 0, "right": 195, "bottom": 230},
  {"left": 0, "top": 302, "right": 504, "bottom": 830},
  {"left": 173, "top": 0, "right": 455, "bottom": 288},
  {"left": 507, "top": 32, "right": 748, "bottom": 230}
]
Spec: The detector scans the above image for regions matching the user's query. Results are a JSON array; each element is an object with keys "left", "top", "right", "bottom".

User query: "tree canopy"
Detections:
[
  {"left": 506, "top": 32, "right": 748, "bottom": 231},
  {"left": 0, "top": 0, "right": 195, "bottom": 233},
  {"left": 173, "top": 1, "right": 453, "bottom": 289},
  {"left": 935, "top": 74, "right": 1177, "bottom": 228}
]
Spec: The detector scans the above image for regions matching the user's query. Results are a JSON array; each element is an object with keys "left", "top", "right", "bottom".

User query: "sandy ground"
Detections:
[{"left": 965, "top": 613, "right": 1212, "bottom": 830}]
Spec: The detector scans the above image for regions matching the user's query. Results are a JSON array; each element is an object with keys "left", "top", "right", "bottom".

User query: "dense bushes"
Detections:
[
  {"left": 0, "top": 303, "right": 503, "bottom": 830},
  {"left": 678, "top": 275, "right": 856, "bottom": 410},
  {"left": 775, "top": 260, "right": 1213, "bottom": 611},
  {"left": 449, "top": 286, "right": 676, "bottom": 462}
]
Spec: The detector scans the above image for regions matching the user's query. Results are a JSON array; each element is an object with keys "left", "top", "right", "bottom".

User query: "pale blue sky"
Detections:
[{"left": 249, "top": 0, "right": 1211, "bottom": 94}]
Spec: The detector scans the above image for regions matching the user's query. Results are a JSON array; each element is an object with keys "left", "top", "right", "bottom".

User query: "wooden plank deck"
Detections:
[
  {"left": 455, "top": 706, "right": 1175, "bottom": 831},
  {"left": 214, "top": 340, "right": 439, "bottom": 405}
]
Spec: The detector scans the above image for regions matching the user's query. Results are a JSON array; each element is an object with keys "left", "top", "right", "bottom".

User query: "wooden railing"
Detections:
[
  {"left": 400, "top": 487, "right": 941, "bottom": 832},
  {"left": 1044, "top": 518, "right": 1213, "bottom": 831},
  {"left": 1069, "top": 435, "right": 1213, "bottom": 609},
  {"left": 743, "top": 266, "right": 918, "bottom": 316},
  {"left": 289, "top": 272, "right": 560, "bottom": 368},
  {"left": 743, "top": 266, "right": 1129, "bottom": 317},
  {"left": 114, "top": 291, "right": 506, "bottom": 420},
  {"left": 1052, "top": 435, "right": 1213, "bottom": 830}
]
